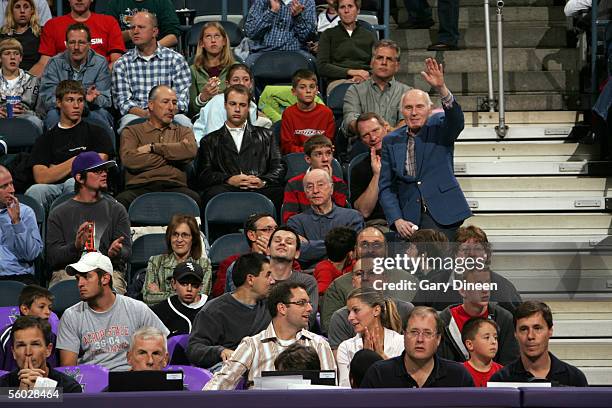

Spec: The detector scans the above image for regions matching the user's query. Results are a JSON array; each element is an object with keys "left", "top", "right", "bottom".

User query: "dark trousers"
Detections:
[
  {"left": 116, "top": 181, "right": 202, "bottom": 210},
  {"left": 420, "top": 209, "right": 463, "bottom": 242},
  {"left": 436, "top": 0, "right": 460, "bottom": 46},
  {"left": 402, "top": 0, "right": 432, "bottom": 22}
]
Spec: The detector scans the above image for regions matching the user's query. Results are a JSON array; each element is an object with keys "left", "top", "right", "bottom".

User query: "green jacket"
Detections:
[
  {"left": 258, "top": 85, "right": 325, "bottom": 123},
  {"left": 142, "top": 253, "right": 212, "bottom": 306},
  {"left": 189, "top": 64, "right": 231, "bottom": 117},
  {"left": 316, "top": 23, "right": 376, "bottom": 80}
]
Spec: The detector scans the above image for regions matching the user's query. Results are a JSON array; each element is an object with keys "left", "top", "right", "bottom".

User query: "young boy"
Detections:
[
  {"left": 314, "top": 227, "right": 356, "bottom": 295},
  {"left": 461, "top": 317, "right": 503, "bottom": 387},
  {"left": 151, "top": 261, "right": 208, "bottom": 337},
  {"left": 280, "top": 69, "right": 335, "bottom": 155},
  {"left": 317, "top": 0, "right": 340, "bottom": 32},
  {"left": 0, "top": 285, "right": 56, "bottom": 370},
  {"left": 0, "top": 38, "right": 43, "bottom": 132}
]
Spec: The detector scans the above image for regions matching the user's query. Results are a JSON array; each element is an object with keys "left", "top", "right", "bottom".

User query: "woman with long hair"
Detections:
[
  {"left": 188, "top": 21, "right": 235, "bottom": 116},
  {"left": 0, "top": 0, "right": 43, "bottom": 74},
  {"left": 336, "top": 288, "right": 404, "bottom": 387},
  {"left": 142, "top": 214, "right": 212, "bottom": 306}
]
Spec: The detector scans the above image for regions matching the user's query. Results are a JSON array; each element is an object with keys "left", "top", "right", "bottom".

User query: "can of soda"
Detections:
[{"left": 6, "top": 95, "right": 21, "bottom": 118}]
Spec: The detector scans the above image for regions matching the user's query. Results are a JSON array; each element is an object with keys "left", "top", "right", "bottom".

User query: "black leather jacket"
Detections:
[{"left": 196, "top": 123, "right": 286, "bottom": 189}]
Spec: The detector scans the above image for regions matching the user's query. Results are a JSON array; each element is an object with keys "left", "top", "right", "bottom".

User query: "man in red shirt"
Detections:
[
  {"left": 281, "top": 135, "right": 348, "bottom": 223},
  {"left": 436, "top": 267, "right": 519, "bottom": 366},
  {"left": 38, "top": 0, "right": 125, "bottom": 71}
]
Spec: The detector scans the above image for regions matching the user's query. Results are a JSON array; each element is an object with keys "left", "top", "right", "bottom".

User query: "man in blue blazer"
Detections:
[{"left": 379, "top": 58, "right": 471, "bottom": 241}]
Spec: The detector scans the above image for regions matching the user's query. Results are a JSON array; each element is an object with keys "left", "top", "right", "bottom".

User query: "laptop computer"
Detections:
[
  {"left": 108, "top": 370, "right": 184, "bottom": 392},
  {"left": 261, "top": 370, "right": 337, "bottom": 386}
]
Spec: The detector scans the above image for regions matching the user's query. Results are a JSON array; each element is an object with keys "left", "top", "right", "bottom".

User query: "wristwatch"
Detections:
[{"left": 149, "top": 143, "right": 154, "bottom": 153}]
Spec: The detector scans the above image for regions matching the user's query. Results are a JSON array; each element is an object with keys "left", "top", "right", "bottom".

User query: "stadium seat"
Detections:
[
  {"left": 208, "top": 233, "right": 250, "bottom": 268},
  {"left": 186, "top": 20, "right": 244, "bottom": 59},
  {"left": 128, "top": 192, "right": 200, "bottom": 226},
  {"left": 326, "top": 82, "right": 352, "bottom": 121},
  {"left": 0, "top": 306, "right": 60, "bottom": 333},
  {"left": 16, "top": 194, "right": 45, "bottom": 238},
  {"left": 346, "top": 152, "right": 369, "bottom": 201},
  {"left": 0, "top": 118, "right": 42, "bottom": 153},
  {"left": 187, "top": 0, "right": 245, "bottom": 24},
  {"left": 0, "top": 281, "right": 26, "bottom": 307},
  {"left": 55, "top": 365, "right": 109, "bottom": 393},
  {"left": 49, "top": 280, "right": 81, "bottom": 317},
  {"left": 167, "top": 334, "right": 189, "bottom": 364},
  {"left": 252, "top": 51, "right": 315, "bottom": 99},
  {"left": 204, "top": 192, "right": 276, "bottom": 243},
  {"left": 48, "top": 192, "right": 76, "bottom": 213},
  {"left": 283, "top": 152, "right": 344, "bottom": 181},
  {"left": 164, "top": 365, "right": 213, "bottom": 390},
  {"left": 130, "top": 233, "right": 167, "bottom": 275}
]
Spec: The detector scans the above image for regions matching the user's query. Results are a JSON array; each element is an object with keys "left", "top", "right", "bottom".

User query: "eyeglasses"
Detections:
[
  {"left": 284, "top": 300, "right": 312, "bottom": 307},
  {"left": 406, "top": 329, "right": 437, "bottom": 339},
  {"left": 358, "top": 241, "right": 384, "bottom": 250},
  {"left": 171, "top": 232, "right": 192, "bottom": 240},
  {"left": 255, "top": 226, "right": 276, "bottom": 233}
]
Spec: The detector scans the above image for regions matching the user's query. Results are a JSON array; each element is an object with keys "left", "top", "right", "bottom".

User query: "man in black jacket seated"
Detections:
[
  {"left": 0, "top": 316, "right": 81, "bottom": 392},
  {"left": 196, "top": 84, "right": 286, "bottom": 210},
  {"left": 490, "top": 301, "right": 588, "bottom": 386},
  {"left": 360, "top": 306, "right": 474, "bottom": 388},
  {"left": 151, "top": 261, "right": 208, "bottom": 337}
]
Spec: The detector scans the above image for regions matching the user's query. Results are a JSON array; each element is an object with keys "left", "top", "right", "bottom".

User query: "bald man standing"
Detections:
[{"left": 379, "top": 58, "right": 471, "bottom": 242}]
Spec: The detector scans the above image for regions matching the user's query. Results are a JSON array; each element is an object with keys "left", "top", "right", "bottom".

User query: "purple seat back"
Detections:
[
  {"left": 166, "top": 334, "right": 189, "bottom": 362},
  {"left": 55, "top": 365, "right": 109, "bottom": 393},
  {"left": 164, "top": 365, "right": 212, "bottom": 391},
  {"left": 0, "top": 307, "right": 59, "bottom": 333},
  {"left": 0, "top": 370, "right": 8, "bottom": 377}
]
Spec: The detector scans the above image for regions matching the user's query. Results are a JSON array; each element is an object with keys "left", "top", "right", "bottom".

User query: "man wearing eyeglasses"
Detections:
[
  {"left": 39, "top": 23, "right": 114, "bottom": 130},
  {"left": 360, "top": 306, "right": 474, "bottom": 388},
  {"left": 281, "top": 135, "right": 348, "bottom": 223},
  {"left": 204, "top": 281, "right": 336, "bottom": 390},
  {"left": 46, "top": 151, "right": 131, "bottom": 294},
  {"left": 150, "top": 262, "right": 207, "bottom": 337}
]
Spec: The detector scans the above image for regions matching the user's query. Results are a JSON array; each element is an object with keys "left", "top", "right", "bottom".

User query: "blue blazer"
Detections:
[{"left": 378, "top": 99, "right": 471, "bottom": 227}]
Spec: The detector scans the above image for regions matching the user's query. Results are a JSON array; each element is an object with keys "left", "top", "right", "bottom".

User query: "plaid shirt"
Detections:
[
  {"left": 111, "top": 44, "right": 191, "bottom": 115},
  {"left": 203, "top": 321, "right": 336, "bottom": 390},
  {"left": 245, "top": 0, "right": 316, "bottom": 53}
]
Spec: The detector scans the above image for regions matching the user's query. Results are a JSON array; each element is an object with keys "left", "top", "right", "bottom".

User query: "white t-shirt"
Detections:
[{"left": 56, "top": 294, "right": 169, "bottom": 371}]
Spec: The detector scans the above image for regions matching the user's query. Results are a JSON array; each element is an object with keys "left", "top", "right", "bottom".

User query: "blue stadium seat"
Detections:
[
  {"left": 0, "top": 118, "right": 42, "bottom": 153},
  {"left": 208, "top": 233, "right": 250, "bottom": 267},
  {"left": 128, "top": 192, "right": 200, "bottom": 226},
  {"left": 0, "top": 281, "right": 26, "bottom": 307},
  {"left": 283, "top": 152, "right": 344, "bottom": 181},
  {"left": 130, "top": 233, "right": 167, "bottom": 273},
  {"left": 16, "top": 194, "right": 47, "bottom": 285},
  {"left": 252, "top": 51, "right": 316, "bottom": 99},
  {"left": 48, "top": 192, "right": 76, "bottom": 213},
  {"left": 326, "top": 82, "right": 352, "bottom": 121},
  {"left": 49, "top": 280, "right": 81, "bottom": 317},
  {"left": 204, "top": 192, "right": 276, "bottom": 243},
  {"left": 347, "top": 152, "right": 369, "bottom": 201}
]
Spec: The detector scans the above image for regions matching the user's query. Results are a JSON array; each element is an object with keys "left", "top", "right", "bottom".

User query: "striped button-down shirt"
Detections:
[
  {"left": 112, "top": 44, "right": 191, "bottom": 115},
  {"left": 203, "top": 321, "right": 337, "bottom": 390}
]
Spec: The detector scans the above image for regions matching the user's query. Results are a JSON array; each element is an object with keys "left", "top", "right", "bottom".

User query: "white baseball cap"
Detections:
[{"left": 66, "top": 252, "right": 113, "bottom": 275}]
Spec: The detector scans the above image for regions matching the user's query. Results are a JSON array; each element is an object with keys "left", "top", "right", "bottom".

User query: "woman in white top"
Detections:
[{"left": 336, "top": 288, "right": 405, "bottom": 387}]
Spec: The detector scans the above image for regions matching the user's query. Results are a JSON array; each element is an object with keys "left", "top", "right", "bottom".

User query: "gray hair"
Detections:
[
  {"left": 399, "top": 88, "right": 434, "bottom": 113},
  {"left": 372, "top": 39, "right": 401, "bottom": 62},
  {"left": 303, "top": 168, "right": 333, "bottom": 188},
  {"left": 130, "top": 326, "right": 167, "bottom": 352}
]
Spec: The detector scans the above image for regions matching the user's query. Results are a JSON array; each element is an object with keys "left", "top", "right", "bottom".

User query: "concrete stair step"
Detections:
[
  {"left": 468, "top": 213, "right": 612, "bottom": 229},
  {"left": 397, "top": 5, "right": 567, "bottom": 26},
  {"left": 401, "top": 48, "right": 579, "bottom": 73},
  {"left": 464, "top": 110, "right": 580, "bottom": 126},
  {"left": 493, "top": 253, "right": 612, "bottom": 269},
  {"left": 499, "top": 269, "right": 612, "bottom": 294},
  {"left": 455, "top": 142, "right": 596, "bottom": 158},
  {"left": 458, "top": 127, "right": 573, "bottom": 141},
  {"left": 454, "top": 160, "right": 588, "bottom": 175},
  {"left": 391, "top": 26, "right": 569, "bottom": 49},
  {"left": 454, "top": 92, "right": 582, "bottom": 111},
  {"left": 549, "top": 339, "right": 612, "bottom": 360},
  {"left": 396, "top": 71, "right": 578, "bottom": 93},
  {"left": 458, "top": 176, "right": 610, "bottom": 192},
  {"left": 553, "top": 320, "right": 612, "bottom": 337},
  {"left": 415, "top": 0, "right": 565, "bottom": 9}
]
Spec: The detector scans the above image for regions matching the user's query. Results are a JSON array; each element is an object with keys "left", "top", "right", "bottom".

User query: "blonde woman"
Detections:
[
  {"left": 336, "top": 288, "right": 404, "bottom": 387},
  {"left": 0, "top": 0, "right": 44, "bottom": 74},
  {"left": 188, "top": 21, "right": 235, "bottom": 116}
]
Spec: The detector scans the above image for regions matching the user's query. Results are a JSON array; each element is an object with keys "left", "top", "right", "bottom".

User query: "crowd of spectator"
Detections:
[{"left": 0, "top": 0, "right": 602, "bottom": 395}]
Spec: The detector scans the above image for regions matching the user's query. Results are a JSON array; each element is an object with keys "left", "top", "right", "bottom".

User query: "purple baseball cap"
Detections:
[{"left": 71, "top": 151, "right": 116, "bottom": 177}]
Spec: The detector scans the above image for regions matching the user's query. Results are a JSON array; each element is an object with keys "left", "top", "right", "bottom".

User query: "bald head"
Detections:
[
  {"left": 303, "top": 168, "right": 333, "bottom": 208},
  {"left": 400, "top": 89, "right": 434, "bottom": 134},
  {"left": 356, "top": 226, "right": 386, "bottom": 259},
  {"left": 0, "top": 165, "right": 15, "bottom": 206}
]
